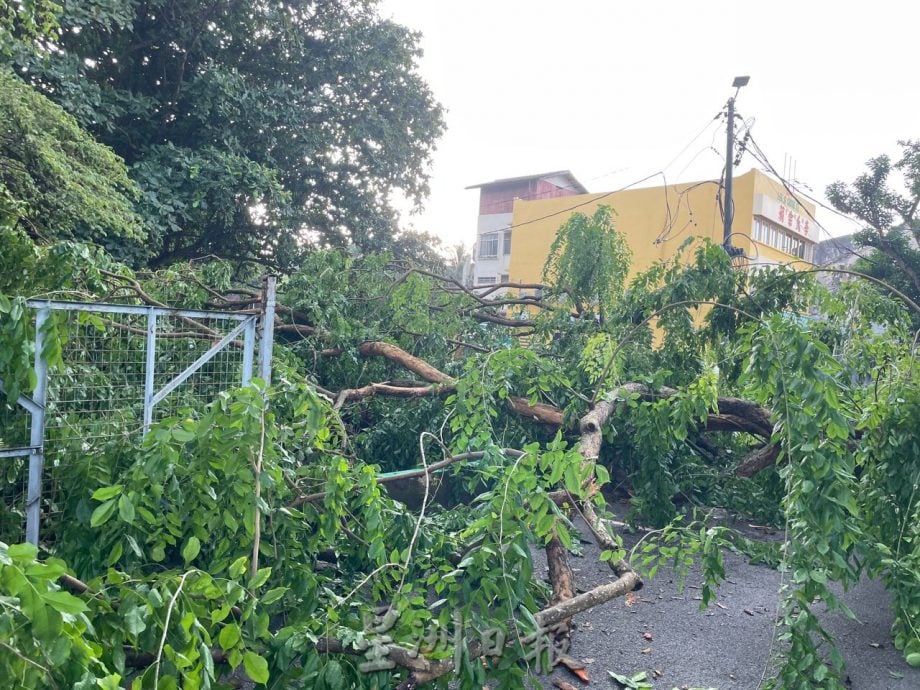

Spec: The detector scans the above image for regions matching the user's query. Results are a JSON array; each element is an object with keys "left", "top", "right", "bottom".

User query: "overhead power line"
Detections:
[{"left": 478, "top": 114, "right": 728, "bottom": 237}]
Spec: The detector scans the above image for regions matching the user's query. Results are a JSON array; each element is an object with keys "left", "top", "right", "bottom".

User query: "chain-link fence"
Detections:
[{"left": 0, "top": 285, "right": 275, "bottom": 545}]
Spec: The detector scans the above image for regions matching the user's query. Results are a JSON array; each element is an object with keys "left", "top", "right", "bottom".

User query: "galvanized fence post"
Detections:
[
  {"left": 258, "top": 276, "right": 276, "bottom": 386},
  {"left": 242, "top": 316, "right": 256, "bottom": 386},
  {"left": 143, "top": 307, "right": 157, "bottom": 433},
  {"left": 25, "top": 306, "right": 49, "bottom": 545}
]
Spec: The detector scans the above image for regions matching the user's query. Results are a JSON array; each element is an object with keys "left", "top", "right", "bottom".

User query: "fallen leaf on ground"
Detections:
[
  {"left": 626, "top": 592, "right": 640, "bottom": 606},
  {"left": 556, "top": 655, "right": 590, "bottom": 682},
  {"left": 642, "top": 631, "right": 653, "bottom": 641},
  {"left": 551, "top": 678, "right": 578, "bottom": 690},
  {"left": 608, "top": 670, "right": 653, "bottom": 689},
  {"left": 641, "top": 646, "right": 652, "bottom": 654},
  {"left": 571, "top": 668, "right": 589, "bottom": 683}
]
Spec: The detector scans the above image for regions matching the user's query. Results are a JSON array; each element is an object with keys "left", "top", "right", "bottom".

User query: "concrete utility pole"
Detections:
[{"left": 723, "top": 75, "right": 749, "bottom": 256}]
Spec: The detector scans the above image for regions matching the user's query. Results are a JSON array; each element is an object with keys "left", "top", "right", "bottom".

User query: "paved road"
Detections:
[{"left": 531, "top": 515, "right": 920, "bottom": 690}]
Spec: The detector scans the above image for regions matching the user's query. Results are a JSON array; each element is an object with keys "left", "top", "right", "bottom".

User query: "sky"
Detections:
[{"left": 379, "top": 0, "right": 920, "bottom": 250}]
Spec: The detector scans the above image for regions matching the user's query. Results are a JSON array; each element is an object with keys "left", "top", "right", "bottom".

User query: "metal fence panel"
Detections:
[{"left": 0, "top": 292, "right": 270, "bottom": 545}]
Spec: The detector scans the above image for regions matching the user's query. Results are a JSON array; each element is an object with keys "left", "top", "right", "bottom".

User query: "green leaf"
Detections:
[
  {"left": 91, "top": 485, "right": 124, "bottom": 501},
  {"left": 105, "top": 540, "right": 123, "bottom": 566},
  {"left": 323, "top": 660, "right": 344, "bottom": 689},
  {"left": 260, "top": 587, "right": 288, "bottom": 605},
  {"left": 243, "top": 651, "right": 269, "bottom": 683},
  {"left": 200, "top": 641, "right": 215, "bottom": 679},
  {"left": 122, "top": 602, "right": 147, "bottom": 636},
  {"left": 250, "top": 567, "right": 272, "bottom": 589},
  {"left": 118, "top": 494, "right": 135, "bottom": 524},
  {"left": 8, "top": 543, "right": 38, "bottom": 563},
  {"left": 90, "top": 499, "right": 118, "bottom": 527},
  {"left": 594, "top": 463, "right": 610, "bottom": 486},
  {"left": 41, "top": 590, "right": 88, "bottom": 614},
  {"left": 563, "top": 463, "right": 581, "bottom": 495},
  {"left": 158, "top": 676, "right": 178, "bottom": 690},
  {"left": 98, "top": 676, "right": 122, "bottom": 690},
  {"left": 229, "top": 556, "right": 248, "bottom": 579},
  {"left": 218, "top": 623, "right": 241, "bottom": 650},
  {"left": 171, "top": 427, "right": 196, "bottom": 442},
  {"left": 906, "top": 652, "right": 920, "bottom": 668},
  {"left": 182, "top": 537, "right": 201, "bottom": 564}
]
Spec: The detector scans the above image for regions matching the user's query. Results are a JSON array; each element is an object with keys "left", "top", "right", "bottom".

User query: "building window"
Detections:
[
  {"left": 476, "top": 276, "right": 496, "bottom": 286},
  {"left": 752, "top": 216, "right": 814, "bottom": 261},
  {"left": 479, "top": 233, "right": 499, "bottom": 258},
  {"left": 503, "top": 230, "right": 512, "bottom": 255},
  {"left": 500, "top": 273, "right": 509, "bottom": 284}
]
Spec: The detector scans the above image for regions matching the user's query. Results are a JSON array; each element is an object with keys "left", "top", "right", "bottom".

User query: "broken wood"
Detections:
[
  {"left": 546, "top": 534, "right": 576, "bottom": 639},
  {"left": 734, "top": 443, "right": 782, "bottom": 477},
  {"left": 358, "top": 341, "right": 453, "bottom": 383},
  {"left": 534, "top": 570, "right": 641, "bottom": 630}
]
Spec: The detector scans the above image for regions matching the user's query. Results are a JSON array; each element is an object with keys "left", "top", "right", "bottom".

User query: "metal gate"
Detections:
[{"left": 0, "top": 279, "right": 275, "bottom": 545}]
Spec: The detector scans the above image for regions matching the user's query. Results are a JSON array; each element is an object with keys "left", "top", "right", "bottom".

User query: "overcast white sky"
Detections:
[{"left": 379, "top": 0, "right": 919, "bottom": 249}]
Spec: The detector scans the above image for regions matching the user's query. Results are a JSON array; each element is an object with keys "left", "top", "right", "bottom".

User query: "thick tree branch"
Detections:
[
  {"left": 358, "top": 341, "right": 452, "bottom": 383},
  {"left": 545, "top": 534, "right": 576, "bottom": 639},
  {"left": 733, "top": 443, "right": 782, "bottom": 477},
  {"left": 535, "top": 570, "right": 641, "bottom": 629}
]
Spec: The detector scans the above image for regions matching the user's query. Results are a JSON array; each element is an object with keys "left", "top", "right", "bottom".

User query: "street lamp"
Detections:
[{"left": 723, "top": 76, "right": 750, "bottom": 255}]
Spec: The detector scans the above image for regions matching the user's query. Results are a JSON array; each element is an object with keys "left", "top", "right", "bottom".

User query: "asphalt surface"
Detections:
[{"left": 529, "top": 512, "right": 920, "bottom": 690}]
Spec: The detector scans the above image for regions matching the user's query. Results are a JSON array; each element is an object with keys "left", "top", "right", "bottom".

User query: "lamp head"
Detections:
[{"left": 732, "top": 75, "right": 750, "bottom": 88}]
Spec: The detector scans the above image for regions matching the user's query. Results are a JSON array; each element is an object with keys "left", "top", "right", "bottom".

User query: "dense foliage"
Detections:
[
  {"left": 7, "top": 0, "right": 445, "bottom": 266},
  {"left": 827, "top": 139, "right": 920, "bottom": 325},
  {"left": 1, "top": 206, "right": 919, "bottom": 687},
  {"left": 0, "top": 68, "right": 144, "bottom": 252}
]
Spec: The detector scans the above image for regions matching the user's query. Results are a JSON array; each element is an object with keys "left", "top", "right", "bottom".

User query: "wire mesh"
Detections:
[
  {"left": 0, "top": 303, "right": 257, "bottom": 545},
  {"left": 0, "top": 399, "right": 31, "bottom": 449},
  {"left": 45, "top": 309, "right": 149, "bottom": 445},
  {"left": 0, "top": 466, "right": 27, "bottom": 543},
  {"left": 150, "top": 314, "right": 249, "bottom": 423},
  {"left": 0, "top": 400, "right": 30, "bottom": 540}
]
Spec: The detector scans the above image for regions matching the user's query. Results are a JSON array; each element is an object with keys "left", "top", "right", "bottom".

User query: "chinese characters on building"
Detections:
[{"left": 776, "top": 203, "right": 811, "bottom": 238}]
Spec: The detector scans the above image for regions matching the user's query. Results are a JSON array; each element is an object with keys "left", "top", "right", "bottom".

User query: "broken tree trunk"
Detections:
[
  {"left": 539, "top": 384, "right": 649, "bottom": 651},
  {"left": 545, "top": 534, "right": 576, "bottom": 641}
]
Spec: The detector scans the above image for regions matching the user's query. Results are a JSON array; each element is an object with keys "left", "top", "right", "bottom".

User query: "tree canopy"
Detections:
[
  {"left": 0, "top": 68, "right": 144, "bottom": 254},
  {"left": 827, "top": 140, "right": 920, "bottom": 322},
  {"left": 9, "top": 0, "right": 445, "bottom": 267}
]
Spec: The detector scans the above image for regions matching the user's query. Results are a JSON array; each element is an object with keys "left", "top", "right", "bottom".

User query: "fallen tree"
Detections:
[{"left": 7, "top": 226, "right": 918, "bottom": 690}]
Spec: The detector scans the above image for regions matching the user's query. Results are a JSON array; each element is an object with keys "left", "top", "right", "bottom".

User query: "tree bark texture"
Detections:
[{"left": 545, "top": 534, "right": 576, "bottom": 639}]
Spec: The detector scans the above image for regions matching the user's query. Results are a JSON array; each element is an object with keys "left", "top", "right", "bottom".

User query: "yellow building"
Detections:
[{"left": 504, "top": 169, "right": 817, "bottom": 285}]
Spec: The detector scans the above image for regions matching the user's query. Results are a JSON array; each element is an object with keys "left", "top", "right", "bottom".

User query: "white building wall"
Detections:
[{"left": 471, "top": 212, "right": 512, "bottom": 288}]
